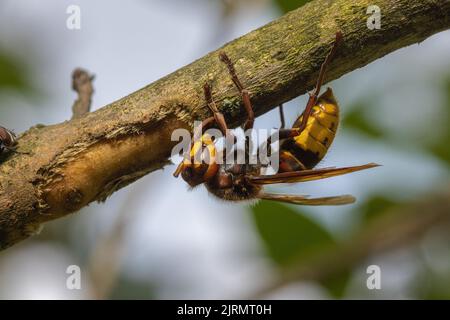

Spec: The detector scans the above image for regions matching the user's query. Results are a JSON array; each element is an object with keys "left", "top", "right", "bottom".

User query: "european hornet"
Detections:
[{"left": 174, "top": 32, "right": 378, "bottom": 205}]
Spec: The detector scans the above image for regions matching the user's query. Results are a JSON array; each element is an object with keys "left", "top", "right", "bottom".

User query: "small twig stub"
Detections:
[{"left": 71, "top": 68, "right": 94, "bottom": 119}]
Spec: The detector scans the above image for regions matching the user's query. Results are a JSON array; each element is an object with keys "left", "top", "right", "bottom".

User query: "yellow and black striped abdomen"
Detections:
[{"left": 279, "top": 88, "right": 339, "bottom": 172}]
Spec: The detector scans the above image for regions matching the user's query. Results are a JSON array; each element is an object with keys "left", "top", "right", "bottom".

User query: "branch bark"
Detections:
[{"left": 1, "top": 0, "right": 449, "bottom": 250}]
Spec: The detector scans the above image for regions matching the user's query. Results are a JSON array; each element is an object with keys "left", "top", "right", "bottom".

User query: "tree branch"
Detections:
[{"left": 1, "top": 0, "right": 449, "bottom": 250}]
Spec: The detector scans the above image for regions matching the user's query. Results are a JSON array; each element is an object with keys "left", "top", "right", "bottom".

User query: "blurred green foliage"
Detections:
[
  {"left": 252, "top": 201, "right": 333, "bottom": 265},
  {"left": 342, "top": 78, "right": 450, "bottom": 167},
  {"left": 342, "top": 101, "right": 384, "bottom": 139},
  {"left": 273, "top": 0, "right": 311, "bottom": 13},
  {"left": 109, "top": 275, "right": 156, "bottom": 299},
  {"left": 428, "top": 128, "right": 450, "bottom": 165},
  {"left": 359, "top": 195, "right": 401, "bottom": 222},
  {"left": 421, "top": 275, "right": 450, "bottom": 299},
  {"left": 0, "top": 52, "right": 29, "bottom": 92},
  {"left": 251, "top": 201, "right": 350, "bottom": 297},
  {"left": 425, "top": 77, "right": 450, "bottom": 165}
]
